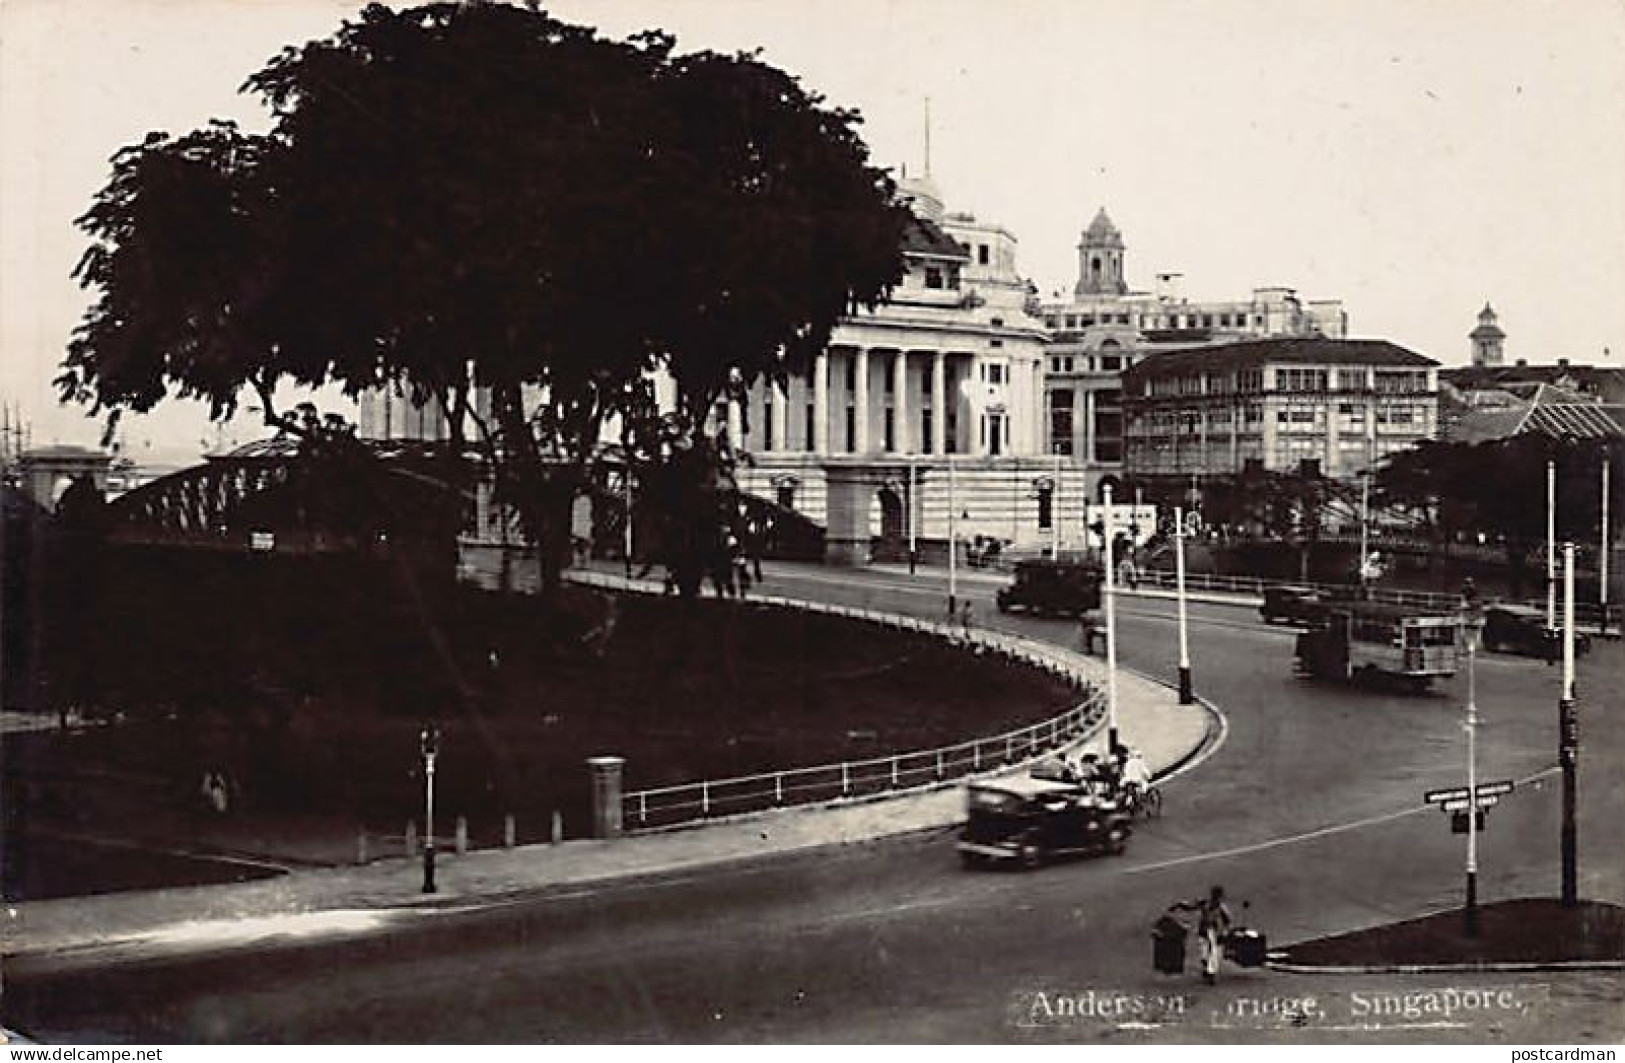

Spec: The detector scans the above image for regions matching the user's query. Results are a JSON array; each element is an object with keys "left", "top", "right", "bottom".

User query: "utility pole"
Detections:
[
  {"left": 947, "top": 456, "right": 958, "bottom": 617},
  {"left": 622, "top": 454, "right": 634, "bottom": 579},
  {"left": 1053, "top": 449, "right": 1063, "bottom": 559},
  {"left": 1547, "top": 459, "right": 1557, "bottom": 630},
  {"left": 1560, "top": 542, "right": 1578, "bottom": 907},
  {"left": 908, "top": 456, "right": 918, "bottom": 575},
  {"left": 1175, "top": 506, "right": 1193, "bottom": 705},
  {"left": 1601, "top": 456, "right": 1611, "bottom": 636},
  {"left": 1463, "top": 611, "right": 1482, "bottom": 936},
  {"left": 1102, "top": 483, "right": 1120, "bottom": 754}
]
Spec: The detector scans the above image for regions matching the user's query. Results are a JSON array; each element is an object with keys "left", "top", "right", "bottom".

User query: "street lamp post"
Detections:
[
  {"left": 1175, "top": 506, "right": 1193, "bottom": 705},
  {"left": 908, "top": 456, "right": 918, "bottom": 575},
  {"left": 623, "top": 458, "right": 634, "bottom": 579},
  {"left": 420, "top": 725, "right": 439, "bottom": 894},
  {"left": 1547, "top": 459, "right": 1557, "bottom": 630},
  {"left": 1560, "top": 542, "right": 1579, "bottom": 907},
  {"left": 1462, "top": 610, "right": 1483, "bottom": 937},
  {"left": 947, "top": 456, "right": 958, "bottom": 617},
  {"left": 1102, "top": 483, "right": 1120, "bottom": 754},
  {"left": 1601, "top": 457, "right": 1611, "bottom": 636}
]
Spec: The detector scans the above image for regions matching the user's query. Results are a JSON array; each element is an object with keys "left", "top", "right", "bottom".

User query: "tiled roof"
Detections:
[
  {"left": 901, "top": 214, "right": 969, "bottom": 260},
  {"left": 1441, "top": 380, "right": 1625, "bottom": 443},
  {"left": 1124, "top": 337, "right": 1436, "bottom": 381}
]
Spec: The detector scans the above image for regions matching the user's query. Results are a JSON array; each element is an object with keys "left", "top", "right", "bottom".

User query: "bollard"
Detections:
[
  {"left": 587, "top": 756, "right": 625, "bottom": 839},
  {"left": 551, "top": 808, "right": 564, "bottom": 845},
  {"left": 455, "top": 816, "right": 468, "bottom": 855},
  {"left": 405, "top": 820, "right": 418, "bottom": 857},
  {"left": 357, "top": 829, "right": 369, "bottom": 866},
  {"left": 504, "top": 814, "right": 516, "bottom": 849}
]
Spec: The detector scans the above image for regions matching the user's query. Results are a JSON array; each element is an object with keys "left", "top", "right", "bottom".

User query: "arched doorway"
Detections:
[{"left": 877, "top": 484, "right": 904, "bottom": 543}]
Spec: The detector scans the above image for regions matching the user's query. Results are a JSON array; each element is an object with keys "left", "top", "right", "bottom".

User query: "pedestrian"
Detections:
[
  {"left": 1170, "top": 886, "right": 1234, "bottom": 984},
  {"left": 960, "top": 599, "right": 974, "bottom": 635}
]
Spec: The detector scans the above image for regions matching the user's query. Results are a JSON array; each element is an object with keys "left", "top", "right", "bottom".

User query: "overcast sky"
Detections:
[{"left": 4, "top": 0, "right": 1623, "bottom": 457}]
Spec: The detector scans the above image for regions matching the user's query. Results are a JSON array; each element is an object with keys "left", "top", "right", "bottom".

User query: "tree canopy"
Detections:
[{"left": 59, "top": 1, "right": 909, "bottom": 579}]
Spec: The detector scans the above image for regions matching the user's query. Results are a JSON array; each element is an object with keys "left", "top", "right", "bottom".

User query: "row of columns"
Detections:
[{"left": 734, "top": 347, "right": 971, "bottom": 457}]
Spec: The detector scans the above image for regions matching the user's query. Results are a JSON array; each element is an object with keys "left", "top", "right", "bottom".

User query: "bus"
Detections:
[{"left": 1294, "top": 599, "right": 1461, "bottom": 690}]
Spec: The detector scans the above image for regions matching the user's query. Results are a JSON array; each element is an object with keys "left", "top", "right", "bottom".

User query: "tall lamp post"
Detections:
[
  {"left": 1462, "top": 607, "right": 1484, "bottom": 936},
  {"left": 908, "top": 456, "right": 919, "bottom": 575},
  {"left": 1547, "top": 459, "right": 1557, "bottom": 630},
  {"left": 1560, "top": 542, "right": 1579, "bottom": 907},
  {"left": 947, "top": 456, "right": 958, "bottom": 617},
  {"left": 420, "top": 724, "right": 439, "bottom": 895},
  {"left": 1102, "top": 483, "right": 1120, "bottom": 754},
  {"left": 1175, "top": 506, "right": 1193, "bottom": 705},
  {"left": 1601, "top": 456, "right": 1611, "bottom": 636}
]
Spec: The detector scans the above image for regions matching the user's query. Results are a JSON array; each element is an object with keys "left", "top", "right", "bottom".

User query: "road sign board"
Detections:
[
  {"left": 1441, "top": 795, "right": 1501, "bottom": 811},
  {"left": 1426, "top": 780, "right": 1513, "bottom": 804}
]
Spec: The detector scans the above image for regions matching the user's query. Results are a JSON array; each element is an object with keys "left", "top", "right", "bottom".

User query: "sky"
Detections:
[{"left": 4, "top": 0, "right": 1624, "bottom": 459}]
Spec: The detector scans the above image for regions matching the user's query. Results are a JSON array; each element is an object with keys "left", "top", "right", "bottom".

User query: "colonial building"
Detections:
[
  {"left": 1121, "top": 337, "right": 1439, "bottom": 480},
  {"left": 360, "top": 173, "right": 1092, "bottom": 561},
  {"left": 1039, "top": 209, "right": 1348, "bottom": 466},
  {"left": 728, "top": 172, "right": 1078, "bottom": 559},
  {"left": 1469, "top": 303, "right": 1507, "bottom": 367}
]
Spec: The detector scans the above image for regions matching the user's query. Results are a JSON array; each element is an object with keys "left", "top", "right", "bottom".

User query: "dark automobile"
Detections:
[
  {"left": 1259, "top": 584, "right": 1326, "bottom": 626},
  {"left": 995, "top": 559, "right": 1103, "bottom": 617},
  {"left": 957, "top": 772, "right": 1132, "bottom": 869},
  {"left": 1480, "top": 603, "right": 1591, "bottom": 658}
]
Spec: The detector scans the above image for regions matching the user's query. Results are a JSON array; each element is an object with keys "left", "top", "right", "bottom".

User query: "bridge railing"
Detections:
[{"left": 565, "top": 570, "right": 1107, "bottom": 832}]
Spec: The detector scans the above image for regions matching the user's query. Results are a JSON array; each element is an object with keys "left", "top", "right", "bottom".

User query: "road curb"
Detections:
[{"left": 1265, "top": 958, "right": 1625, "bottom": 975}]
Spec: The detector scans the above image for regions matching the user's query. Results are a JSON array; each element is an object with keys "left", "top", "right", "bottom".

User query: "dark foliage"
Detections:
[{"left": 58, "top": 3, "right": 908, "bottom": 590}]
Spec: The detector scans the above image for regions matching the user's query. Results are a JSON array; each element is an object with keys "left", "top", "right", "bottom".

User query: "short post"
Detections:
[
  {"left": 356, "top": 829, "right": 369, "bottom": 866},
  {"left": 551, "top": 809, "right": 564, "bottom": 845},
  {"left": 503, "top": 814, "right": 516, "bottom": 849},
  {"left": 455, "top": 815, "right": 468, "bottom": 855},
  {"left": 405, "top": 820, "right": 417, "bottom": 858},
  {"left": 587, "top": 756, "right": 626, "bottom": 840}
]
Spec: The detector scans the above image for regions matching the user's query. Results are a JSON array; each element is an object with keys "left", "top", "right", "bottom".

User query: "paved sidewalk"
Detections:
[{"left": 3, "top": 583, "right": 1216, "bottom": 961}]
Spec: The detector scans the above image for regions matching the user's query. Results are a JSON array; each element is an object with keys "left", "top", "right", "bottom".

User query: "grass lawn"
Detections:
[{"left": 3, "top": 587, "right": 1078, "bottom": 897}]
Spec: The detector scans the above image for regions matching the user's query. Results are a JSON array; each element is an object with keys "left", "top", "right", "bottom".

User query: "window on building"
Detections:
[
  {"left": 845, "top": 406, "right": 856, "bottom": 451},
  {"left": 1065, "top": 314, "right": 1078, "bottom": 328},
  {"left": 925, "top": 266, "right": 944, "bottom": 289},
  {"left": 1065, "top": 357, "right": 1075, "bottom": 372},
  {"left": 1037, "top": 485, "right": 1053, "bottom": 530},
  {"left": 922, "top": 409, "right": 934, "bottom": 453},
  {"left": 884, "top": 408, "right": 895, "bottom": 451},
  {"left": 845, "top": 358, "right": 855, "bottom": 391},
  {"left": 1050, "top": 389, "right": 1074, "bottom": 456},
  {"left": 763, "top": 397, "right": 774, "bottom": 450},
  {"left": 988, "top": 364, "right": 1007, "bottom": 385},
  {"left": 978, "top": 244, "right": 990, "bottom": 265},
  {"left": 1102, "top": 356, "right": 1121, "bottom": 372},
  {"left": 805, "top": 403, "right": 815, "bottom": 451}
]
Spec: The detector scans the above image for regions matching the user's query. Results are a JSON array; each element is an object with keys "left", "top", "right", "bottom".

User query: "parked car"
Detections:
[
  {"left": 957, "top": 772, "right": 1131, "bottom": 869},
  {"left": 1259, "top": 584, "right": 1327, "bottom": 626},
  {"left": 1480, "top": 603, "right": 1590, "bottom": 658},
  {"left": 995, "top": 559, "right": 1102, "bottom": 617}
]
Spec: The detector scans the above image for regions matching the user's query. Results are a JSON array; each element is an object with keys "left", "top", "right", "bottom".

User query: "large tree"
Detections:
[{"left": 58, "top": 1, "right": 907, "bottom": 586}]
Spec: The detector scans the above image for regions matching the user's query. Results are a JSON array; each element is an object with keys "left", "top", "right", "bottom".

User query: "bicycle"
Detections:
[{"left": 1121, "top": 782, "right": 1163, "bottom": 819}]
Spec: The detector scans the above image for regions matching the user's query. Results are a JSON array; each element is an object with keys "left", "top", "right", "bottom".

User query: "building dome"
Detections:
[
  {"left": 898, "top": 173, "right": 945, "bottom": 224},
  {"left": 1081, "top": 207, "right": 1124, "bottom": 250}
]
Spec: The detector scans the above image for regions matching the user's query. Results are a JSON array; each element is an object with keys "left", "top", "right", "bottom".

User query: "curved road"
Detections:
[{"left": 7, "top": 566, "right": 1622, "bottom": 1043}]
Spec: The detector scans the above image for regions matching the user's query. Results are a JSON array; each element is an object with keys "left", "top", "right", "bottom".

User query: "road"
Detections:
[{"left": 6, "top": 566, "right": 1622, "bottom": 1043}]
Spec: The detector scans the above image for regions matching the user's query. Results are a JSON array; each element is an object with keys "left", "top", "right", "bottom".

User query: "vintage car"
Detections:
[
  {"left": 1480, "top": 603, "right": 1591, "bottom": 658},
  {"left": 1259, "top": 584, "right": 1327, "bottom": 626},
  {"left": 957, "top": 771, "right": 1132, "bottom": 869},
  {"left": 995, "top": 560, "right": 1103, "bottom": 618}
]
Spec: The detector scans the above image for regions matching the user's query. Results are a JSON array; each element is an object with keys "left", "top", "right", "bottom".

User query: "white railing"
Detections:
[{"left": 566, "top": 569, "right": 1106, "bottom": 831}]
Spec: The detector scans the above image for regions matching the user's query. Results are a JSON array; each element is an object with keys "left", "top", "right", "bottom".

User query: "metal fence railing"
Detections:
[
  {"left": 1130, "top": 567, "right": 1611, "bottom": 627},
  {"left": 565, "top": 569, "right": 1107, "bottom": 832}
]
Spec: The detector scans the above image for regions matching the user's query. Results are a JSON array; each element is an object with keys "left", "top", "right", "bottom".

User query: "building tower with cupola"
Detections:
[
  {"left": 1470, "top": 303, "right": 1506, "bottom": 367},
  {"left": 1075, "top": 208, "right": 1128, "bottom": 296}
]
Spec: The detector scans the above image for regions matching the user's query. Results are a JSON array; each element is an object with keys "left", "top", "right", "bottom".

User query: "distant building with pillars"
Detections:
[
  {"left": 1040, "top": 209, "right": 1347, "bottom": 470},
  {"left": 729, "top": 172, "right": 1080, "bottom": 561}
]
